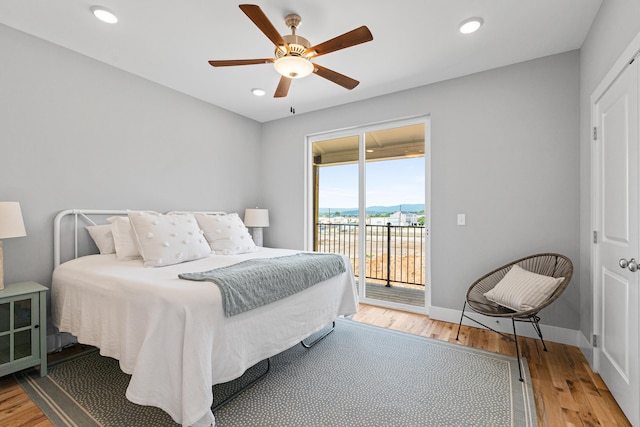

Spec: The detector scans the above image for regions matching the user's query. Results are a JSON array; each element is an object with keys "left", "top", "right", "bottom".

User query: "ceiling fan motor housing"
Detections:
[
  {"left": 275, "top": 34, "right": 311, "bottom": 58},
  {"left": 273, "top": 14, "right": 313, "bottom": 79},
  {"left": 274, "top": 14, "right": 311, "bottom": 58}
]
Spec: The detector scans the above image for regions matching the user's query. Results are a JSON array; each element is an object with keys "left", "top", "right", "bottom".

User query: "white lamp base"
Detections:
[{"left": 251, "top": 227, "right": 264, "bottom": 247}]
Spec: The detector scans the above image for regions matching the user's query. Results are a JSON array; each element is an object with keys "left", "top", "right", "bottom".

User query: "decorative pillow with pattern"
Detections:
[
  {"left": 127, "top": 211, "right": 211, "bottom": 267},
  {"left": 484, "top": 264, "right": 564, "bottom": 312},
  {"left": 195, "top": 213, "right": 257, "bottom": 255}
]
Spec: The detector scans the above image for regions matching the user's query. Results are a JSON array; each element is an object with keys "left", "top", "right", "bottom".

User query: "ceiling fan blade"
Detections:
[
  {"left": 274, "top": 76, "right": 291, "bottom": 98},
  {"left": 313, "top": 64, "right": 359, "bottom": 90},
  {"left": 208, "top": 58, "right": 274, "bottom": 67},
  {"left": 239, "top": 4, "right": 289, "bottom": 53},
  {"left": 305, "top": 26, "right": 373, "bottom": 58}
]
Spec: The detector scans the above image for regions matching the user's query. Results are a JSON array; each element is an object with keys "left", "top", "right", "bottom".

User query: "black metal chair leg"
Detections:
[
  {"left": 531, "top": 315, "right": 548, "bottom": 351},
  {"left": 512, "top": 318, "right": 524, "bottom": 382},
  {"left": 455, "top": 301, "right": 466, "bottom": 340}
]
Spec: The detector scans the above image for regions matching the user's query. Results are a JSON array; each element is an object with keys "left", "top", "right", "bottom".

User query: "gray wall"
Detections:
[
  {"left": 0, "top": 24, "right": 262, "bottom": 291},
  {"left": 579, "top": 1, "right": 640, "bottom": 360},
  {"left": 260, "top": 51, "right": 581, "bottom": 330}
]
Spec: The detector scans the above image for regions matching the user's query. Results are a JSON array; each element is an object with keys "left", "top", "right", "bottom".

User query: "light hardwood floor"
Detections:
[
  {"left": 0, "top": 304, "right": 632, "bottom": 426},
  {"left": 0, "top": 376, "right": 51, "bottom": 426}
]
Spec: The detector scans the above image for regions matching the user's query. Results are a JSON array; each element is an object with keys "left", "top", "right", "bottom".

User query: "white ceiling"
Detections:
[{"left": 0, "top": 0, "right": 602, "bottom": 123}]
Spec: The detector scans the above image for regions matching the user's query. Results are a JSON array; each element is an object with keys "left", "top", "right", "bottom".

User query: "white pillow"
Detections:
[
  {"left": 110, "top": 216, "right": 141, "bottom": 261},
  {"left": 195, "top": 213, "right": 257, "bottom": 255},
  {"left": 484, "top": 264, "right": 564, "bottom": 312},
  {"left": 127, "top": 211, "right": 211, "bottom": 267},
  {"left": 85, "top": 224, "right": 115, "bottom": 255}
]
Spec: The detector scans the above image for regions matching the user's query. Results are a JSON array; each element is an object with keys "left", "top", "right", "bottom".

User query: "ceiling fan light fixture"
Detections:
[
  {"left": 459, "top": 17, "right": 483, "bottom": 34},
  {"left": 91, "top": 6, "right": 118, "bottom": 24},
  {"left": 274, "top": 56, "right": 314, "bottom": 79}
]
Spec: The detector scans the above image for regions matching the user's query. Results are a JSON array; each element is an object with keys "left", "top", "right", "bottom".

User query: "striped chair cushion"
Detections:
[{"left": 484, "top": 264, "right": 564, "bottom": 312}]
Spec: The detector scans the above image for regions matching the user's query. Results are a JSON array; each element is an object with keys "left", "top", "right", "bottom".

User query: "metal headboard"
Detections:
[
  {"left": 53, "top": 209, "right": 226, "bottom": 268},
  {"left": 53, "top": 209, "right": 127, "bottom": 268}
]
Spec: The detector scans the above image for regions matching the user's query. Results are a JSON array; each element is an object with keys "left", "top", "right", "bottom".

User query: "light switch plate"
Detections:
[{"left": 457, "top": 214, "right": 466, "bottom": 226}]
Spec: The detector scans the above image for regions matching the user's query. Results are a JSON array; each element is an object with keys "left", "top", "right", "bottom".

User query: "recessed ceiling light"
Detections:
[
  {"left": 251, "top": 88, "right": 266, "bottom": 97},
  {"left": 459, "top": 17, "right": 483, "bottom": 34},
  {"left": 91, "top": 6, "right": 118, "bottom": 24}
]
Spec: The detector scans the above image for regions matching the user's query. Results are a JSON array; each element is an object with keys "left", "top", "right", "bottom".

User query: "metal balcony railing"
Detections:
[{"left": 316, "top": 222, "right": 425, "bottom": 287}]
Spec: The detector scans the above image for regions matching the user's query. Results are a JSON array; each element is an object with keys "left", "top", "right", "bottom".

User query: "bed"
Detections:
[{"left": 51, "top": 209, "right": 358, "bottom": 426}]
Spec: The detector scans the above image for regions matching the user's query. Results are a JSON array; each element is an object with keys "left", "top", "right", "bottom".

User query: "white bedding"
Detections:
[{"left": 52, "top": 247, "right": 358, "bottom": 426}]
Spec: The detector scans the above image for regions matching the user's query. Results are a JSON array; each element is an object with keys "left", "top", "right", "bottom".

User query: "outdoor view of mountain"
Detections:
[{"left": 319, "top": 204, "right": 424, "bottom": 216}]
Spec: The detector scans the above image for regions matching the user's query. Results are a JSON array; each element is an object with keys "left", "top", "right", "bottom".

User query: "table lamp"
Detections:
[
  {"left": 243, "top": 208, "right": 269, "bottom": 247},
  {"left": 0, "top": 202, "right": 27, "bottom": 290}
]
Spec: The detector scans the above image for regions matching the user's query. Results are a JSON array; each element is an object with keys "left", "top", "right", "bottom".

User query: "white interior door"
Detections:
[{"left": 593, "top": 57, "right": 640, "bottom": 426}]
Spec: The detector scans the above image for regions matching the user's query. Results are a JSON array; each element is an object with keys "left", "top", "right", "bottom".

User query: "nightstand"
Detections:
[{"left": 0, "top": 281, "right": 47, "bottom": 377}]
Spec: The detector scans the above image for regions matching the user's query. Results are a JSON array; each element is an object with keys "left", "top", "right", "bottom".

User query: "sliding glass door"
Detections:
[{"left": 306, "top": 117, "right": 430, "bottom": 313}]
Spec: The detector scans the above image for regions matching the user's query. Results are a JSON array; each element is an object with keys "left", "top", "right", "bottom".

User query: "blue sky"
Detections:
[{"left": 319, "top": 157, "right": 425, "bottom": 208}]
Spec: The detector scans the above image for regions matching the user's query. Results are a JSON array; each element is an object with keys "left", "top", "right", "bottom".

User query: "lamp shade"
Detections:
[
  {"left": 0, "top": 202, "right": 26, "bottom": 239},
  {"left": 243, "top": 208, "right": 270, "bottom": 228},
  {"left": 274, "top": 56, "right": 314, "bottom": 79}
]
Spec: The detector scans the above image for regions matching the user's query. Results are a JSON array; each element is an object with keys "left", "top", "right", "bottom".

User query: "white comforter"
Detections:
[{"left": 52, "top": 248, "right": 358, "bottom": 426}]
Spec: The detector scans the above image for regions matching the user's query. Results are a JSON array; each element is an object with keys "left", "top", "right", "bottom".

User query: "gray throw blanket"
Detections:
[{"left": 179, "top": 253, "right": 346, "bottom": 317}]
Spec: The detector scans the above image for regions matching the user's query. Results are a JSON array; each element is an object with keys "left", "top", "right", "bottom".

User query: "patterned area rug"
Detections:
[{"left": 18, "top": 319, "right": 537, "bottom": 426}]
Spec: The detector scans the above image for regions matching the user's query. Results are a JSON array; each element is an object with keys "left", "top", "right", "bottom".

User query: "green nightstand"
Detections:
[{"left": 0, "top": 281, "right": 47, "bottom": 377}]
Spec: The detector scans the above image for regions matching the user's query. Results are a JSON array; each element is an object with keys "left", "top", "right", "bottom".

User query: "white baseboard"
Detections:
[
  {"left": 578, "top": 332, "right": 594, "bottom": 367},
  {"left": 429, "top": 305, "right": 582, "bottom": 347}
]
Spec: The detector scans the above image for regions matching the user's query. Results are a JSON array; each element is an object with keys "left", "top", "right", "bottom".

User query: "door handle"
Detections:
[{"left": 619, "top": 258, "right": 638, "bottom": 272}]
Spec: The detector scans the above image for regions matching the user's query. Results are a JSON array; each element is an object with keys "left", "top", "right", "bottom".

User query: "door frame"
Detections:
[
  {"left": 304, "top": 115, "right": 432, "bottom": 314},
  {"left": 590, "top": 32, "right": 640, "bottom": 371}
]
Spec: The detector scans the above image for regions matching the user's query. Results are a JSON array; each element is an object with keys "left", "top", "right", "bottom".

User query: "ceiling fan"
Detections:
[{"left": 208, "top": 4, "right": 373, "bottom": 98}]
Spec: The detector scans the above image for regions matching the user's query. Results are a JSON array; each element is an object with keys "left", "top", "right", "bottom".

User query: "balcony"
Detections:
[{"left": 316, "top": 223, "right": 425, "bottom": 307}]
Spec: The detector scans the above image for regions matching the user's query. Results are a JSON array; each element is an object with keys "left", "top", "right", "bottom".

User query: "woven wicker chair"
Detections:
[{"left": 455, "top": 253, "right": 573, "bottom": 381}]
